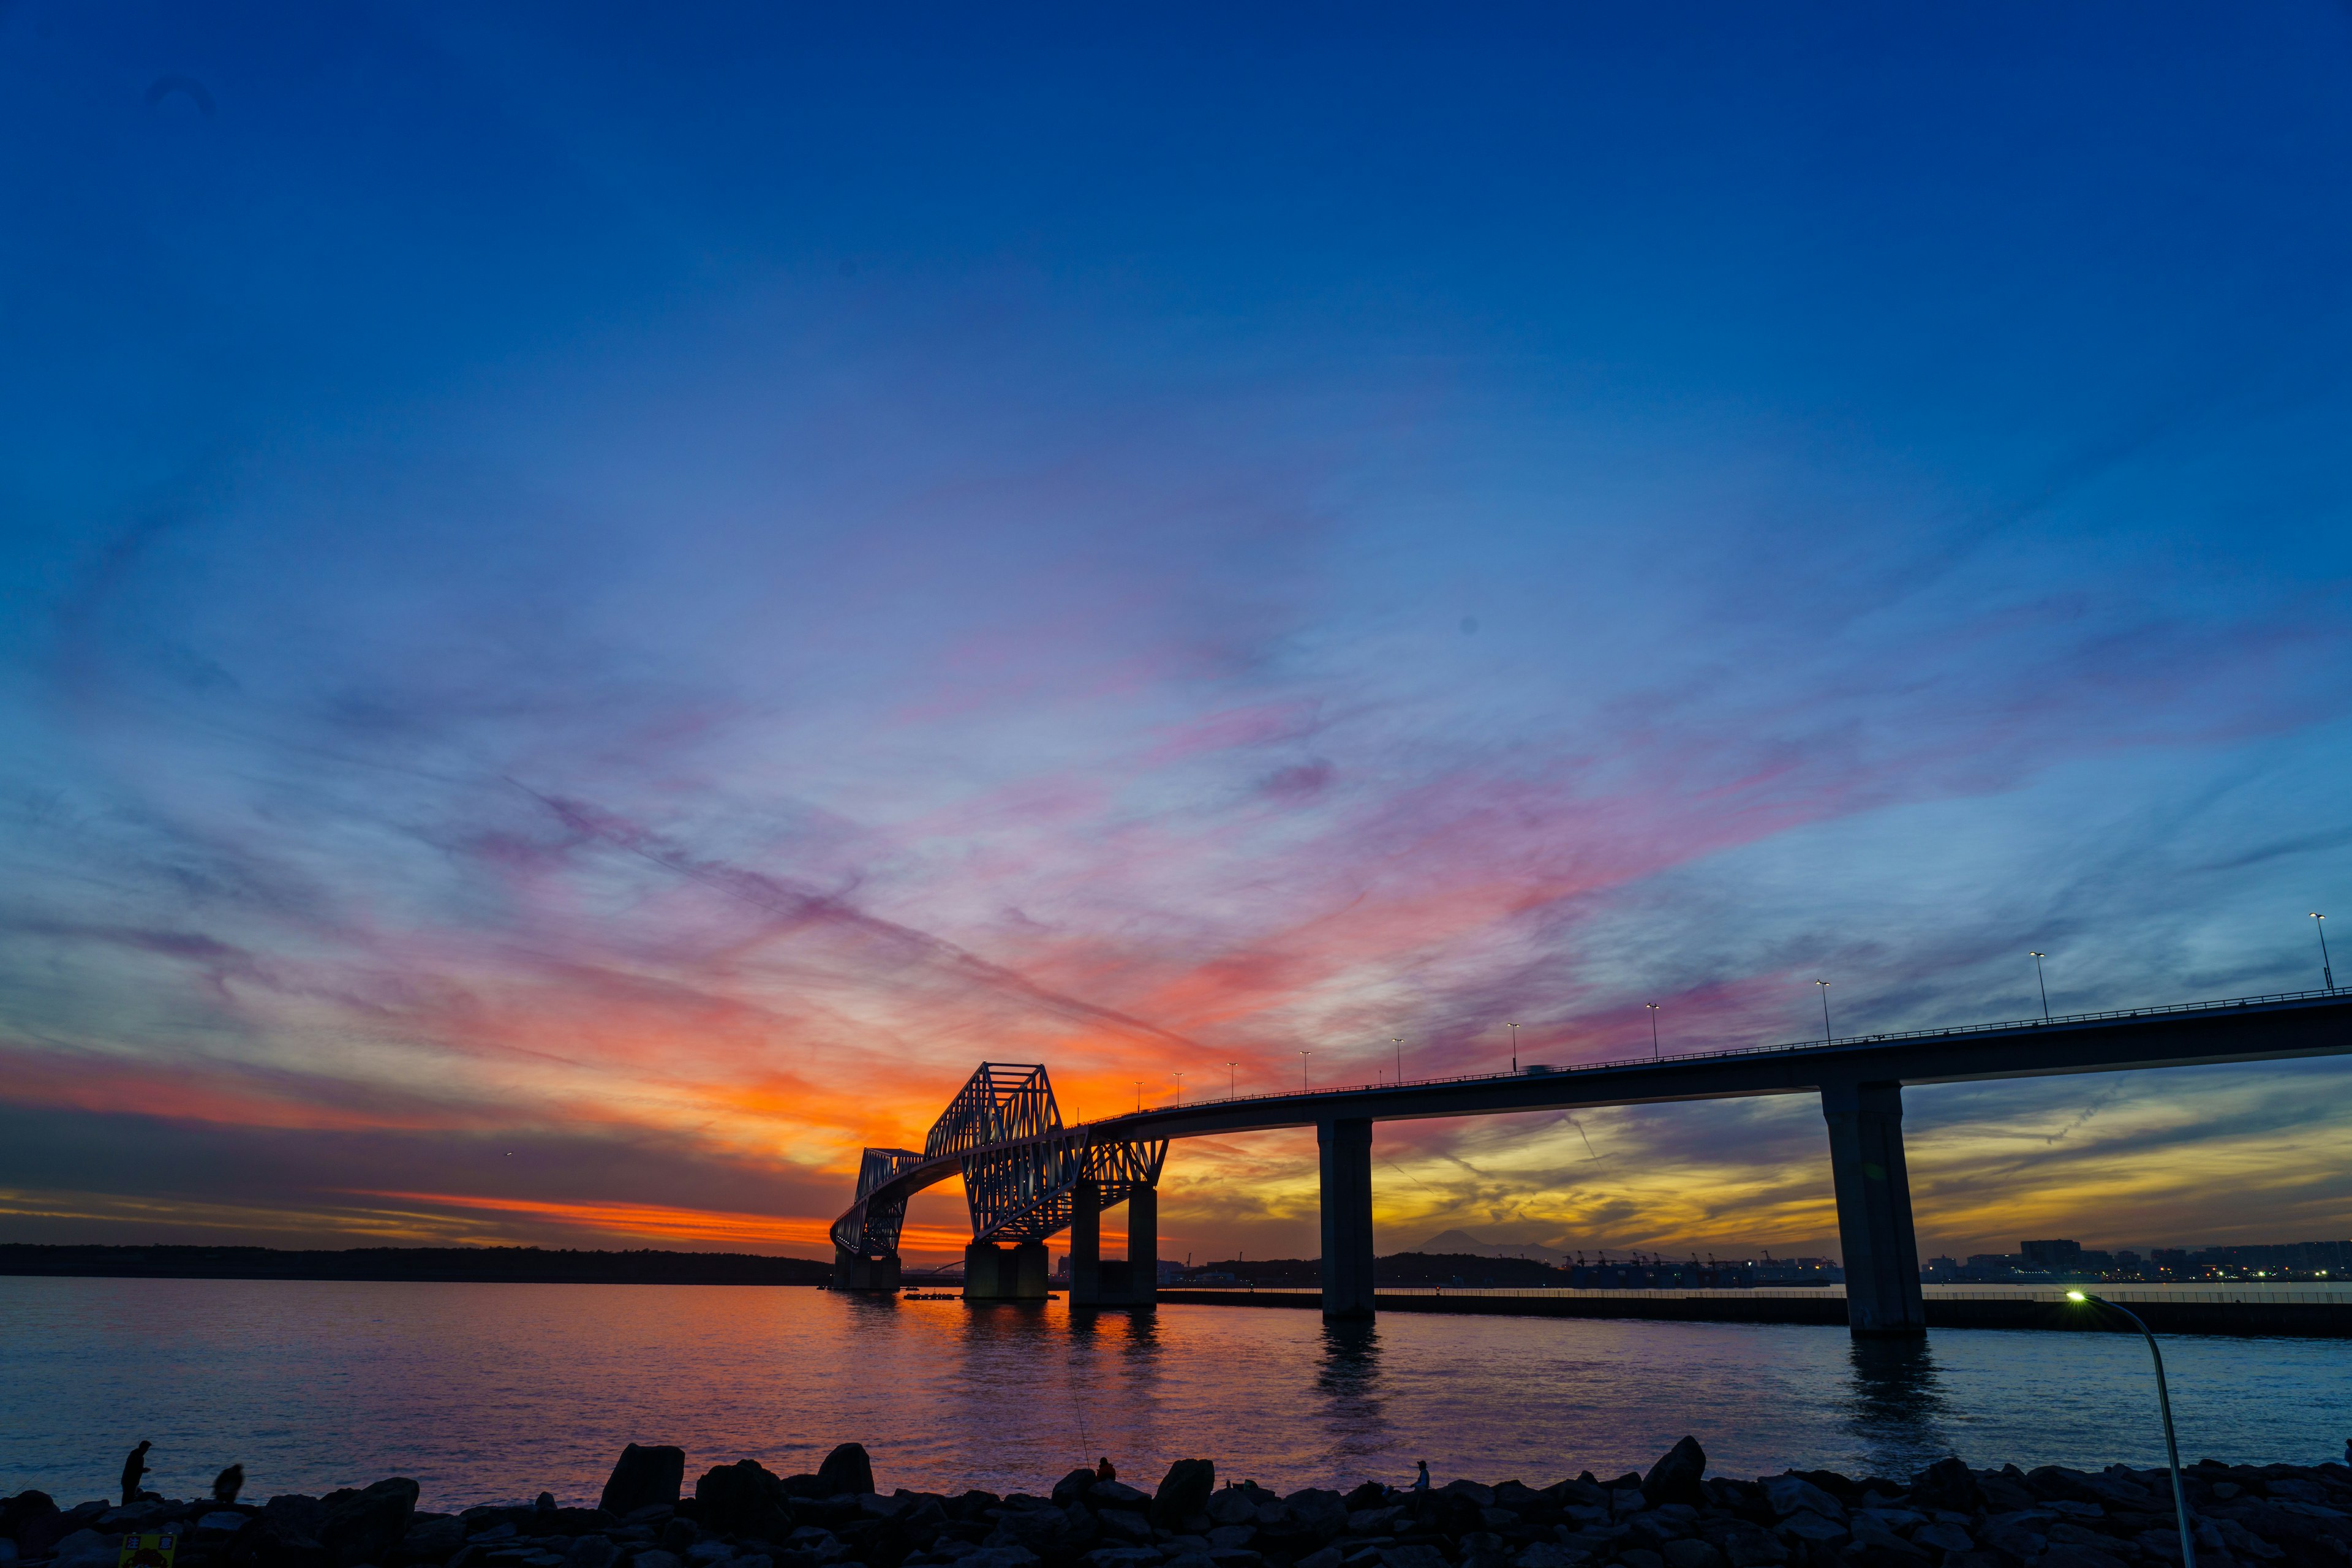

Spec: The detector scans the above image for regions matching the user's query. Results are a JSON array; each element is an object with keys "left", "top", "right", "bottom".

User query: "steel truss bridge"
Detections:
[
  {"left": 831, "top": 1063, "right": 1165, "bottom": 1264},
  {"left": 829, "top": 987, "right": 2352, "bottom": 1330}
]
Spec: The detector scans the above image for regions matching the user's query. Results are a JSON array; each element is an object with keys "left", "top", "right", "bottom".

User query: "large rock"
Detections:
[
  {"left": 1152, "top": 1461, "right": 1215, "bottom": 1531},
  {"left": 1278, "top": 1491, "right": 1348, "bottom": 1545},
  {"left": 1760, "top": 1477, "right": 1844, "bottom": 1523},
  {"left": 815, "top": 1444, "right": 873, "bottom": 1499},
  {"left": 1644, "top": 1439, "right": 1708, "bottom": 1509},
  {"left": 1906, "top": 1460, "right": 1983, "bottom": 1515},
  {"left": 322, "top": 1480, "right": 418, "bottom": 1568},
  {"left": 394, "top": 1517, "right": 466, "bottom": 1565},
  {"left": 694, "top": 1462, "right": 792, "bottom": 1540},
  {"left": 600, "top": 1447, "right": 687, "bottom": 1518},
  {"left": 50, "top": 1530, "right": 118, "bottom": 1568},
  {"left": 2, "top": 1493, "right": 58, "bottom": 1542},
  {"left": 1052, "top": 1471, "right": 1098, "bottom": 1508}
]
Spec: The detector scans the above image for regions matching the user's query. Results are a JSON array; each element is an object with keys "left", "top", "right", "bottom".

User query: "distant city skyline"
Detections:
[{"left": 4, "top": 4, "right": 2351, "bottom": 1264}]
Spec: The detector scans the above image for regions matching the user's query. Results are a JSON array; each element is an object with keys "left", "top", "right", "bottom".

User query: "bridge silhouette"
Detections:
[{"left": 831, "top": 986, "right": 2352, "bottom": 1335}]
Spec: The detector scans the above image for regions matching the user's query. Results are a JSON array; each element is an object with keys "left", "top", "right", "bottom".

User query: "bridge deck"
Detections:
[{"left": 836, "top": 988, "right": 2352, "bottom": 1224}]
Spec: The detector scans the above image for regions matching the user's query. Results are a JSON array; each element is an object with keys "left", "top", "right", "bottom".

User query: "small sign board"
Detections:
[{"left": 119, "top": 1532, "right": 178, "bottom": 1568}]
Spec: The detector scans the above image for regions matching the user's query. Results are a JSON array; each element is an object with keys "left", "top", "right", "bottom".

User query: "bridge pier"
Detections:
[
  {"left": 831, "top": 1249, "right": 901, "bottom": 1291},
  {"left": 1821, "top": 1079, "right": 1926, "bottom": 1338},
  {"left": 1068, "top": 1177, "right": 1102, "bottom": 1302},
  {"left": 1068, "top": 1178, "right": 1158, "bottom": 1308},
  {"left": 963, "top": 1240, "right": 1049, "bottom": 1301},
  {"left": 1319, "top": 1117, "right": 1376, "bottom": 1321}
]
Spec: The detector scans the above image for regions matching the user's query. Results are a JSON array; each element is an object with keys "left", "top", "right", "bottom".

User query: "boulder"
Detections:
[
  {"left": 816, "top": 1446, "right": 875, "bottom": 1499},
  {"left": 1087, "top": 1483, "right": 1151, "bottom": 1512},
  {"left": 1, "top": 1493, "right": 58, "bottom": 1543},
  {"left": 1052, "top": 1471, "right": 1098, "bottom": 1509},
  {"left": 1205, "top": 1493, "right": 1257, "bottom": 1528},
  {"left": 395, "top": 1517, "right": 466, "bottom": 1564},
  {"left": 600, "top": 1447, "right": 687, "bottom": 1519},
  {"left": 50, "top": 1530, "right": 117, "bottom": 1568},
  {"left": 1905, "top": 1461, "right": 1983, "bottom": 1516},
  {"left": 1662, "top": 1542, "right": 1724, "bottom": 1568},
  {"left": 1097, "top": 1510, "right": 1152, "bottom": 1542},
  {"left": 565, "top": 1537, "right": 617, "bottom": 1568},
  {"left": 1644, "top": 1441, "right": 1708, "bottom": 1509},
  {"left": 1759, "top": 1477, "right": 1844, "bottom": 1523},
  {"left": 322, "top": 1479, "right": 419, "bottom": 1568},
  {"left": 694, "top": 1462, "right": 793, "bottom": 1540},
  {"left": 1275, "top": 1491, "right": 1347, "bottom": 1545},
  {"left": 1153, "top": 1462, "right": 1215, "bottom": 1530},
  {"left": 18, "top": 1501, "right": 92, "bottom": 1559}
]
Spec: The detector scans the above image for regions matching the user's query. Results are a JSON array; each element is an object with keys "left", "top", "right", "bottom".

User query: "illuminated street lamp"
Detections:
[
  {"left": 2030, "top": 952, "right": 2050, "bottom": 1021},
  {"left": 2066, "top": 1291, "right": 2196, "bottom": 1568},
  {"left": 2315, "top": 914, "right": 2334, "bottom": 992},
  {"left": 1815, "top": 979, "right": 1833, "bottom": 1042},
  {"left": 1646, "top": 1003, "right": 1660, "bottom": 1058},
  {"left": 1507, "top": 1022, "right": 1520, "bottom": 1073},
  {"left": 1394, "top": 1036, "right": 1406, "bottom": 1082}
]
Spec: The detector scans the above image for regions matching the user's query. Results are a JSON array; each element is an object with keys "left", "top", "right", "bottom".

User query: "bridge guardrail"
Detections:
[{"left": 1107, "top": 986, "right": 2350, "bottom": 1121}]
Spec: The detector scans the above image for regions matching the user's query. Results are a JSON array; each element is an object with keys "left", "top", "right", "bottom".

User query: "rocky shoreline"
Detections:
[{"left": 6, "top": 1439, "right": 2348, "bottom": 1568}]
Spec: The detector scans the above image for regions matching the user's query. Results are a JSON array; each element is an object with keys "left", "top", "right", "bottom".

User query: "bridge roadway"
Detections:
[{"left": 837, "top": 987, "right": 2352, "bottom": 1335}]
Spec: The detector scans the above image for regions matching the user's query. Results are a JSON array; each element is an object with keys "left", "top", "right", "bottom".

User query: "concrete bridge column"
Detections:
[
  {"left": 1319, "top": 1117, "right": 1375, "bottom": 1321},
  {"left": 831, "top": 1249, "right": 900, "bottom": 1291},
  {"left": 1127, "top": 1182, "right": 1159, "bottom": 1310},
  {"left": 1068, "top": 1178, "right": 1103, "bottom": 1305},
  {"left": 1821, "top": 1079, "right": 1926, "bottom": 1338},
  {"left": 963, "top": 1241, "right": 1049, "bottom": 1301}
]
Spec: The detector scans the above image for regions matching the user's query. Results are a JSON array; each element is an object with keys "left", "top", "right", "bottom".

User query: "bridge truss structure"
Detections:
[{"left": 831, "top": 1063, "right": 1167, "bottom": 1259}]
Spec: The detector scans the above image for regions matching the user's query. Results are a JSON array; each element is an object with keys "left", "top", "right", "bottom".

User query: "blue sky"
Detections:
[{"left": 3, "top": 2, "right": 2350, "bottom": 1262}]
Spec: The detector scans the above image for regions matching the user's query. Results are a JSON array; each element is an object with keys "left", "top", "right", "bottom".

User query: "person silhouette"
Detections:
[
  {"left": 213, "top": 1464, "right": 245, "bottom": 1504},
  {"left": 1412, "top": 1461, "right": 1430, "bottom": 1493},
  {"left": 122, "top": 1441, "right": 153, "bottom": 1506},
  {"left": 1096, "top": 1457, "right": 1117, "bottom": 1483}
]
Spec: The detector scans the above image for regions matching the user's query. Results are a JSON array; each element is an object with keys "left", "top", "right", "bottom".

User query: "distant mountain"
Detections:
[{"left": 1414, "top": 1229, "right": 1573, "bottom": 1264}]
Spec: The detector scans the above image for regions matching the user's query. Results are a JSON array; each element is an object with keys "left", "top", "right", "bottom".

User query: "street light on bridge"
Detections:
[
  {"left": 2315, "top": 913, "right": 2334, "bottom": 992},
  {"left": 2030, "top": 952, "right": 2050, "bottom": 1020},
  {"left": 1300, "top": 1049, "right": 1313, "bottom": 1091},
  {"left": 1394, "top": 1036, "right": 1405, "bottom": 1082},
  {"left": 1507, "top": 1022, "right": 1519, "bottom": 1073},
  {"left": 2065, "top": 1291, "right": 2196, "bottom": 1568},
  {"left": 1174, "top": 1071, "right": 1183, "bottom": 1104},
  {"left": 1816, "top": 979, "right": 1833, "bottom": 1041},
  {"left": 1646, "top": 1002, "right": 1660, "bottom": 1057},
  {"left": 1226, "top": 1060, "right": 1238, "bottom": 1098}
]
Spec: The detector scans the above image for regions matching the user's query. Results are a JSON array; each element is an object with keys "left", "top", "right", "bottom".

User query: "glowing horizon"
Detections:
[{"left": 4, "top": 5, "right": 2351, "bottom": 1268}]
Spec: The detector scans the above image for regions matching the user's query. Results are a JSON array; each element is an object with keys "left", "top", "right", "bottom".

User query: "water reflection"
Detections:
[
  {"left": 1316, "top": 1321, "right": 1389, "bottom": 1467},
  {"left": 1845, "top": 1336, "right": 1957, "bottom": 1478}
]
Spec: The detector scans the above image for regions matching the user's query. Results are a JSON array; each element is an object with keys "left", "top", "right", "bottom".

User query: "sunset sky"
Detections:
[{"left": 4, "top": 3, "right": 2351, "bottom": 1267}]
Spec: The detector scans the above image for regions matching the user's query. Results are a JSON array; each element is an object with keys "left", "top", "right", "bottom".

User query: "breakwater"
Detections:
[
  {"left": 1154, "top": 1290, "right": 2352, "bottom": 1339},
  {"left": 7, "top": 1439, "right": 2347, "bottom": 1568}
]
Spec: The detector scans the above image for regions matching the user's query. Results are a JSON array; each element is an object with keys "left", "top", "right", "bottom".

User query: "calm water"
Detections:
[{"left": 2, "top": 1279, "right": 2346, "bottom": 1510}]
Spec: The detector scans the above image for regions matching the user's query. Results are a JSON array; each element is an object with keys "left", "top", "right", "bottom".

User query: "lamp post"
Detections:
[
  {"left": 2030, "top": 952, "right": 2050, "bottom": 1020},
  {"left": 1507, "top": 1022, "right": 1519, "bottom": 1073},
  {"left": 1174, "top": 1072, "right": 1183, "bottom": 1104},
  {"left": 1300, "top": 1050, "right": 1313, "bottom": 1091},
  {"left": 1394, "top": 1036, "right": 1405, "bottom": 1083},
  {"left": 1134, "top": 1081, "right": 1142, "bottom": 1112},
  {"left": 1816, "top": 979, "right": 1833, "bottom": 1042},
  {"left": 1226, "top": 1060, "right": 1238, "bottom": 1098},
  {"left": 2315, "top": 914, "right": 2334, "bottom": 992},
  {"left": 1646, "top": 1003, "right": 1660, "bottom": 1058},
  {"left": 2065, "top": 1291, "right": 2196, "bottom": 1568}
]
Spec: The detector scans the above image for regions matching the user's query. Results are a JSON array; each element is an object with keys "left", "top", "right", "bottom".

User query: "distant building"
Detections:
[{"left": 2021, "top": 1238, "right": 2082, "bottom": 1268}]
